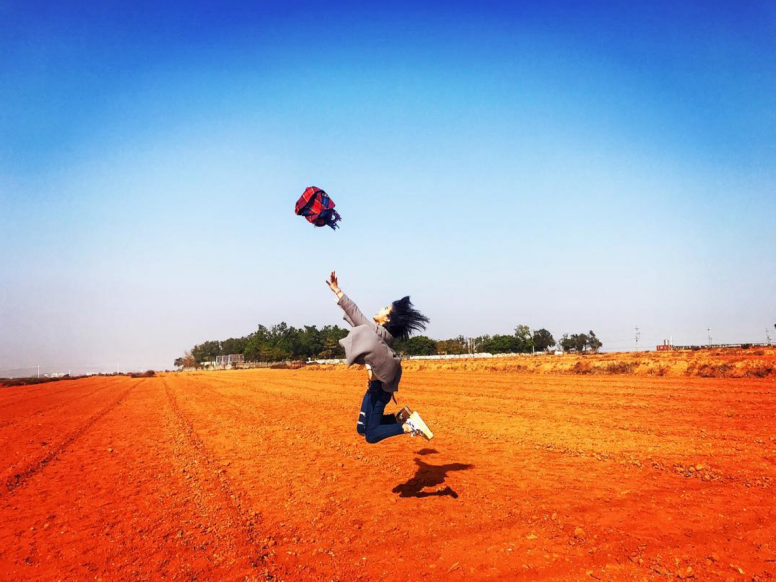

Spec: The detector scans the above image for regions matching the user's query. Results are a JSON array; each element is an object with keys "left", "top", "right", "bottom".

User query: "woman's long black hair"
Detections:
[{"left": 384, "top": 296, "right": 430, "bottom": 340}]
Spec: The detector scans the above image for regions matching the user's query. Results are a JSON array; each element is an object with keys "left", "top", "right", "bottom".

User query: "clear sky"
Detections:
[{"left": 1, "top": 1, "right": 775, "bottom": 375}]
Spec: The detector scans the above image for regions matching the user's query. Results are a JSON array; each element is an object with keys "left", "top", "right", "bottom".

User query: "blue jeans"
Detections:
[{"left": 357, "top": 381, "right": 404, "bottom": 444}]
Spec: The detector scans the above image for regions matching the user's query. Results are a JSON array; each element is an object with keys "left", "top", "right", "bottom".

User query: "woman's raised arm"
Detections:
[{"left": 325, "top": 271, "right": 344, "bottom": 299}]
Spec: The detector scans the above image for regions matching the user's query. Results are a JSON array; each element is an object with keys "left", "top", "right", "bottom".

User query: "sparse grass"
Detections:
[
  {"left": 603, "top": 361, "right": 637, "bottom": 374},
  {"left": 0, "top": 375, "right": 77, "bottom": 387},
  {"left": 745, "top": 366, "right": 775, "bottom": 378}
]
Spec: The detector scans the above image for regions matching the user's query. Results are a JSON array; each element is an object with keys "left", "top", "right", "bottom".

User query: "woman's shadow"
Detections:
[{"left": 392, "top": 456, "right": 474, "bottom": 499}]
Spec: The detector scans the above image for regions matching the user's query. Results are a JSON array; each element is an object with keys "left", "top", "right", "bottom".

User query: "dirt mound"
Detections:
[{"left": 308, "top": 348, "right": 776, "bottom": 379}]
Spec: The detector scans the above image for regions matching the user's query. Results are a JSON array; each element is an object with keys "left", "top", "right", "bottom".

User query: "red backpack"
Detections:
[{"left": 294, "top": 186, "right": 342, "bottom": 230}]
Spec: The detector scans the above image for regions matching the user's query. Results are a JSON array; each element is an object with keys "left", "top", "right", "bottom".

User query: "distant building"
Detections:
[
  {"left": 215, "top": 354, "right": 245, "bottom": 367},
  {"left": 656, "top": 340, "right": 672, "bottom": 351}
]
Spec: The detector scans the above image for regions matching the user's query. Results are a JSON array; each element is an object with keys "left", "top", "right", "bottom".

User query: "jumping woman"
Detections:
[{"left": 326, "top": 271, "right": 434, "bottom": 443}]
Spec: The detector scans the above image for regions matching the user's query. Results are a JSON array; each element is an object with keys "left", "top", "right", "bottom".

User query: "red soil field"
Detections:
[{"left": 1, "top": 368, "right": 774, "bottom": 581}]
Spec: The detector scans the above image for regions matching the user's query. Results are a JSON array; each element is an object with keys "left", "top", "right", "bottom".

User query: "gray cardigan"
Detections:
[{"left": 337, "top": 293, "right": 402, "bottom": 392}]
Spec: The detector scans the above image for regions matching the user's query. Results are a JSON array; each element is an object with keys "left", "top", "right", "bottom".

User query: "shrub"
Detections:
[
  {"left": 696, "top": 364, "right": 733, "bottom": 378},
  {"left": 746, "top": 366, "right": 774, "bottom": 378},
  {"left": 604, "top": 361, "right": 637, "bottom": 374},
  {"left": 571, "top": 361, "right": 591, "bottom": 374}
]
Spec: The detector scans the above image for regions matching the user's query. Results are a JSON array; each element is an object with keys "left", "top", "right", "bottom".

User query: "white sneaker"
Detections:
[{"left": 404, "top": 411, "right": 433, "bottom": 441}]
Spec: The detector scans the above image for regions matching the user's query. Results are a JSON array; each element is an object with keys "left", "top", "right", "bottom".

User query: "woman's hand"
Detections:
[{"left": 326, "top": 271, "right": 341, "bottom": 295}]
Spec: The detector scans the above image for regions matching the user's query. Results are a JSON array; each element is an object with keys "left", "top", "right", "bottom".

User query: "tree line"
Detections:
[{"left": 175, "top": 323, "right": 603, "bottom": 367}]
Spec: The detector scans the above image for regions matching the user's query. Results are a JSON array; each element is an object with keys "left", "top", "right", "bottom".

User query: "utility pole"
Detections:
[
  {"left": 767, "top": 328, "right": 773, "bottom": 346},
  {"left": 116, "top": 362, "right": 119, "bottom": 374},
  {"left": 37, "top": 365, "right": 40, "bottom": 378},
  {"left": 635, "top": 327, "right": 641, "bottom": 352},
  {"left": 707, "top": 328, "right": 712, "bottom": 347}
]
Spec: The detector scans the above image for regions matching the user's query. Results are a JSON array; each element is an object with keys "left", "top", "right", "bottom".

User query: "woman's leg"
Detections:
[
  {"left": 357, "top": 386, "right": 395, "bottom": 436},
  {"left": 356, "top": 387, "right": 369, "bottom": 437},
  {"left": 364, "top": 389, "right": 404, "bottom": 444}
]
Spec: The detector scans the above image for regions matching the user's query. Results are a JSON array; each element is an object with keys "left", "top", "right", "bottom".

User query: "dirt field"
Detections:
[{"left": 1, "top": 367, "right": 775, "bottom": 581}]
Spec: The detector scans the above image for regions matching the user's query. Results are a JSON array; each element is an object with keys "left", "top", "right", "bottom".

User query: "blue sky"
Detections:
[{"left": 1, "top": 1, "right": 775, "bottom": 374}]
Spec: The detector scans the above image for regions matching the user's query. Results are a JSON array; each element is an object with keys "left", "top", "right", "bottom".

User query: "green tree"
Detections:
[
  {"left": 192, "top": 340, "right": 222, "bottom": 364},
  {"left": 485, "top": 334, "right": 517, "bottom": 354},
  {"left": 475, "top": 335, "right": 490, "bottom": 353},
  {"left": 268, "top": 322, "right": 294, "bottom": 358},
  {"left": 532, "top": 329, "right": 555, "bottom": 352},
  {"left": 587, "top": 330, "right": 602, "bottom": 353},
  {"left": 514, "top": 325, "right": 532, "bottom": 353},
  {"left": 221, "top": 337, "right": 247, "bottom": 356},
  {"left": 319, "top": 337, "right": 344, "bottom": 359},
  {"left": 244, "top": 325, "right": 271, "bottom": 361},
  {"left": 396, "top": 335, "right": 437, "bottom": 356},
  {"left": 436, "top": 336, "right": 467, "bottom": 355},
  {"left": 318, "top": 325, "right": 348, "bottom": 359},
  {"left": 299, "top": 326, "right": 323, "bottom": 358},
  {"left": 572, "top": 333, "right": 589, "bottom": 353},
  {"left": 559, "top": 332, "right": 602, "bottom": 353}
]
